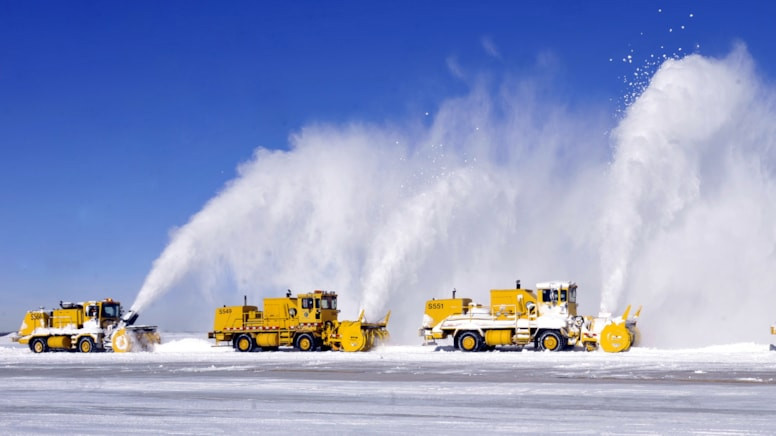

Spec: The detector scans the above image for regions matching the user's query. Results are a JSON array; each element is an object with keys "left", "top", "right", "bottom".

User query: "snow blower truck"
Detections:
[
  {"left": 12, "top": 298, "right": 160, "bottom": 353},
  {"left": 209, "top": 290, "right": 390, "bottom": 352},
  {"left": 420, "top": 280, "right": 641, "bottom": 353}
]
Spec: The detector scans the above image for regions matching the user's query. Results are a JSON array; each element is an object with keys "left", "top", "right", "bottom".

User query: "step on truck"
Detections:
[
  {"left": 420, "top": 280, "right": 640, "bottom": 353},
  {"left": 209, "top": 290, "right": 390, "bottom": 352}
]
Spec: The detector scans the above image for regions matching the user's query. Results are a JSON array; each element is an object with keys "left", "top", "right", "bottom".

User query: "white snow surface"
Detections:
[{"left": 2, "top": 333, "right": 775, "bottom": 435}]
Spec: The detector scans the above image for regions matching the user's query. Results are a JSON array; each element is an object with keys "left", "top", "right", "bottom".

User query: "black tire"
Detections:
[
  {"left": 30, "top": 338, "right": 48, "bottom": 353},
  {"left": 536, "top": 330, "right": 566, "bottom": 352},
  {"left": 295, "top": 333, "right": 315, "bottom": 352},
  {"left": 457, "top": 331, "right": 483, "bottom": 352},
  {"left": 78, "top": 336, "right": 95, "bottom": 353},
  {"left": 234, "top": 334, "right": 255, "bottom": 352}
]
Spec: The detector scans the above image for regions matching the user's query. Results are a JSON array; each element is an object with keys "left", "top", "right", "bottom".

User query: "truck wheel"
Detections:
[
  {"left": 234, "top": 334, "right": 255, "bottom": 352},
  {"left": 78, "top": 337, "right": 95, "bottom": 353},
  {"left": 537, "top": 330, "right": 565, "bottom": 352},
  {"left": 30, "top": 338, "right": 48, "bottom": 353},
  {"left": 457, "top": 332, "right": 482, "bottom": 352},
  {"left": 295, "top": 333, "right": 315, "bottom": 352}
]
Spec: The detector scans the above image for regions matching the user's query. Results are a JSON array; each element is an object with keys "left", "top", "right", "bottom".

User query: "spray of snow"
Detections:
[
  {"left": 132, "top": 46, "right": 776, "bottom": 347},
  {"left": 131, "top": 77, "right": 609, "bottom": 342},
  {"left": 601, "top": 45, "right": 776, "bottom": 346}
]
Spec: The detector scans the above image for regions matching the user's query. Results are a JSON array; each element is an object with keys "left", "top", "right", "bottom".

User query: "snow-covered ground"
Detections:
[{"left": 2, "top": 333, "right": 775, "bottom": 435}]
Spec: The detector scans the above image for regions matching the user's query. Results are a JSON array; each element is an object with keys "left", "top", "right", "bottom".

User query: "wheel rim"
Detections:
[
  {"left": 543, "top": 335, "right": 558, "bottom": 350},
  {"left": 237, "top": 337, "right": 251, "bottom": 351},
  {"left": 33, "top": 340, "right": 44, "bottom": 353},
  {"left": 461, "top": 335, "right": 476, "bottom": 351},
  {"left": 80, "top": 340, "right": 92, "bottom": 353},
  {"left": 299, "top": 336, "right": 312, "bottom": 351}
]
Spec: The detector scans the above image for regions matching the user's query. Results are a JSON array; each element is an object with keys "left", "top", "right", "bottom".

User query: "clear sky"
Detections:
[{"left": 1, "top": 1, "right": 775, "bottom": 331}]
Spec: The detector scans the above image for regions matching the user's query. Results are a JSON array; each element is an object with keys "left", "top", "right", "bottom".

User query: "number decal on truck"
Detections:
[
  {"left": 217, "top": 308, "right": 232, "bottom": 315},
  {"left": 427, "top": 302, "right": 444, "bottom": 310}
]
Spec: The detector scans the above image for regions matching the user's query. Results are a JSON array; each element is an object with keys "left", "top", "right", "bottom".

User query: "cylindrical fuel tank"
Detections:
[
  {"left": 484, "top": 329, "right": 513, "bottom": 346},
  {"left": 47, "top": 336, "right": 71, "bottom": 349},
  {"left": 255, "top": 333, "right": 279, "bottom": 347}
]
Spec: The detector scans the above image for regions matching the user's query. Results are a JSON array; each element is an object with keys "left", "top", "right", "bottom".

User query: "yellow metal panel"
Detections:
[
  {"left": 18, "top": 311, "right": 49, "bottom": 337},
  {"left": 263, "top": 298, "right": 289, "bottom": 319},
  {"left": 424, "top": 298, "right": 472, "bottom": 327},
  {"left": 213, "top": 306, "right": 256, "bottom": 331},
  {"left": 490, "top": 289, "right": 537, "bottom": 317},
  {"left": 51, "top": 308, "right": 83, "bottom": 329}
]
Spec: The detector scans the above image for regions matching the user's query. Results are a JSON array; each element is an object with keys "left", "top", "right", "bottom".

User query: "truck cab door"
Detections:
[
  {"left": 300, "top": 297, "right": 314, "bottom": 321},
  {"left": 85, "top": 304, "right": 99, "bottom": 323}
]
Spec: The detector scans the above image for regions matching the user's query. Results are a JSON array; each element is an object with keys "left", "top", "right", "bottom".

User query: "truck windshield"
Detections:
[
  {"left": 102, "top": 304, "right": 120, "bottom": 318},
  {"left": 542, "top": 290, "right": 558, "bottom": 303}
]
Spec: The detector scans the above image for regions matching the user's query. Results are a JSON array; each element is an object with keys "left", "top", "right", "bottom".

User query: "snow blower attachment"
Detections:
[
  {"left": 419, "top": 281, "right": 641, "bottom": 353},
  {"left": 580, "top": 305, "right": 641, "bottom": 352},
  {"left": 12, "top": 298, "right": 160, "bottom": 353},
  {"left": 770, "top": 322, "right": 776, "bottom": 352},
  {"left": 110, "top": 309, "right": 161, "bottom": 353},
  {"left": 208, "top": 290, "right": 390, "bottom": 352}
]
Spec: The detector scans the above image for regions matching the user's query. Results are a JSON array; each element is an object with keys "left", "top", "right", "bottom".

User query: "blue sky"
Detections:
[{"left": 1, "top": 1, "right": 775, "bottom": 330}]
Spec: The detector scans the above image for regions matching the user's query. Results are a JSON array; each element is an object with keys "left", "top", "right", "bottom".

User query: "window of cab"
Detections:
[
  {"left": 101, "top": 303, "right": 120, "bottom": 318},
  {"left": 321, "top": 296, "right": 337, "bottom": 309},
  {"left": 541, "top": 289, "right": 559, "bottom": 303}
]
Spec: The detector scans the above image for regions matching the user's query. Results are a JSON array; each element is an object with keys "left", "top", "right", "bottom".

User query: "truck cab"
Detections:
[
  {"left": 536, "top": 281, "right": 577, "bottom": 316},
  {"left": 294, "top": 290, "right": 338, "bottom": 324},
  {"left": 83, "top": 299, "right": 121, "bottom": 328}
]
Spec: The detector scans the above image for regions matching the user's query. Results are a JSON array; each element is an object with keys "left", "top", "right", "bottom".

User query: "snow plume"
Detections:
[
  {"left": 133, "top": 46, "right": 776, "bottom": 346},
  {"left": 602, "top": 45, "right": 776, "bottom": 346},
  {"left": 131, "top": 77, "right": 609, "bottom": 341}
]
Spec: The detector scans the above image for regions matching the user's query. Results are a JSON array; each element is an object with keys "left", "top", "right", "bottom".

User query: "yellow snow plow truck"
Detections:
[
  {"left": 420, "top": 281, "right": 640, "bottom": 353},
  {"left": 209, "top": 290, "right": 390, "bottom": 352},
  {"left": 12, "top": 298, "right": 160, "bottom": 353}
]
